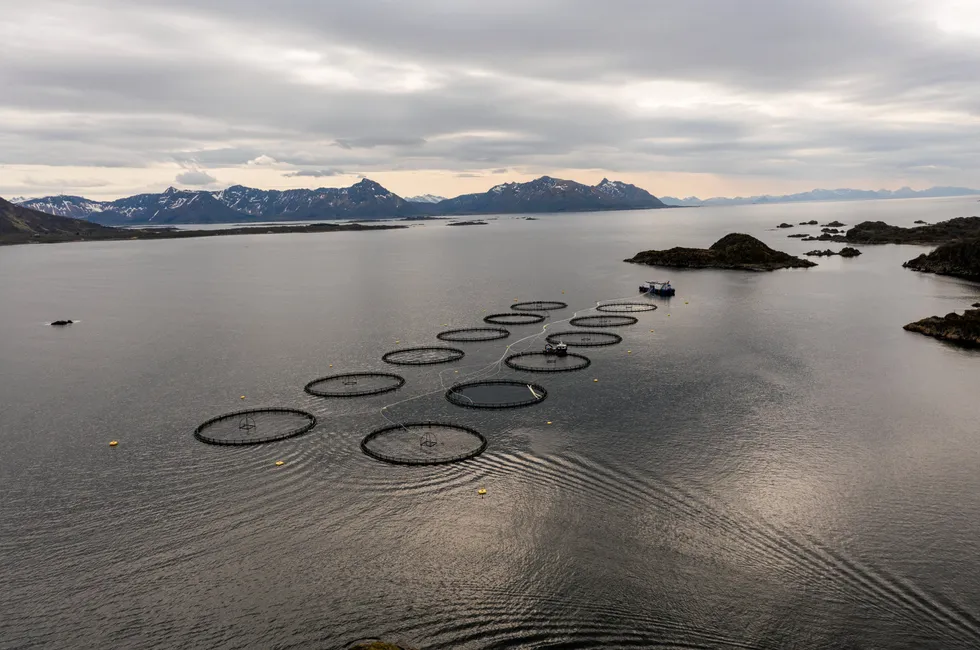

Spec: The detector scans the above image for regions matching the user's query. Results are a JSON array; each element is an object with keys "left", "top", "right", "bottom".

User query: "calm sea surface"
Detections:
[{"left": 2, "top": 197, "right": 980, "bottom": 649}]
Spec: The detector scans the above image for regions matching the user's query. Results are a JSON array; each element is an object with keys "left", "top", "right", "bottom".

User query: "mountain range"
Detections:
[
  {"left": 16, "top": 177, "right": 667, "bottom": 225},
  {"left": 661, "top": 186, "right": 980, "bottom": 207}
]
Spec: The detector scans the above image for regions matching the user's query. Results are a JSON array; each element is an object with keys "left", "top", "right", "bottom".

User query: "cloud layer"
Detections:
[{"left": 1, "top": 0, "right": 978, "bottom": 199}]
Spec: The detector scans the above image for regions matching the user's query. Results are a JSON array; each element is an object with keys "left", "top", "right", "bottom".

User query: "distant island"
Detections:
[
  {"left": 0, "top": 197, "right": 403, "bottom": 246},
  {"left": 625, "top": 233, "right": 816, "bottom": 271},
  {"left": 15, "top": 176, "right": 669, "bottom": 226},
  {"left": 662, "top": 186, "right": 980, "bottom": 207},
  {"left": 794, "top": 217, "right": 980, "bottom": 245}
]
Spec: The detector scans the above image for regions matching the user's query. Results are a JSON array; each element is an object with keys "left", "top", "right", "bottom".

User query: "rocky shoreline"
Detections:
[
  {"left": 626, "top": 233, "right": 816, "bottom": 271},
  {"left": 845, "top": 217, "right": 980, "bottom": 244},
  {"left": 904, "top": 309, "right": 980, "bottom": 347},
  {"left": 1, "top": 220, "right": 406, "bottom": 246},
  {"left": 902, "top": 238, "right": 980, "bottom": 282}
]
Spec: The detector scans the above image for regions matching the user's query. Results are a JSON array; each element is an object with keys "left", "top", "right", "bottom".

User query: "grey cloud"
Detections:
[
  {"left": 175, "top": 170, "right": 217, "bottom": 185},
  {"left": 282, "top": 169, "right": 345, "bottom": 177},
  {"left": 333, "top": 137, "right": 427, "bottom": 150},
  {"left": 2, "top": 0, "right": 980, "bottom": 193}
]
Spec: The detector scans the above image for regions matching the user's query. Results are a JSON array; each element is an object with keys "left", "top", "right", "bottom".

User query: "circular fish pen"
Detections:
[
  {"left": 445, "top": 379, "right": 548, "bottom": 409},
  {"left": 361, "top": 422, "right": 488, "bottom": 465},
  {"left": 194, "top": 407, "right": 317, "bottom": 446},
  {"left": 304, "top": 372, "right": 406, "bottom": 398},
  {"left": 382, "top": 346, "right": 465, "bottom": 366},
  {"left": 546, "top": 331, "right": 623, "bottom": 347},
  {"left": 511, "top": 300, "right": 568, "bottom": 312},
  {"left": 596, "top": 301, "right": 658, "bottom": 313},
  {"left": 569, "top": 315, "right": 639, "bottom": 328},
  {"left": 505, "top": 351, "right": 591, "bottom": 373},
  {"left": 437, "top": 327, "right": 510, "bottom": 343},
  {"left": 484, "top": 312, "right": 546, "bottom": 326}
]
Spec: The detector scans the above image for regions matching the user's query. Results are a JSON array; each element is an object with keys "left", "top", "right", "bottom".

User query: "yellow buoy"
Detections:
[
  {"left": 628, "top": 350, "right": 632, "bottom": 354},
  {"left": 109, "top": 440, "right": 118, "bottom": 447},
  {"left": 329, "top": 364, "right": 333, "bottom": 368},
  {"left": 685, "top": 301, "right": 689, "bottom": 304},
  {"left": 650, "top": 329, "right": 654, "bottom": 332},
  {"left": 240, "top": 395, "right": 245, "bottom": 399},
  {"left": 395, "top": 340, "right": 400, "bottom": 343},
  {"left": 275, "top": 460, "right": 284, "bottom": 466},
  {"left": 593, "top": 378, "right": 599, "bottom": 382},
  {"left": 477, "top": 488, "right": 487, "bottom": 496},
  {"left": 547, "top": 421, "right": 552, "bottom": 425}
]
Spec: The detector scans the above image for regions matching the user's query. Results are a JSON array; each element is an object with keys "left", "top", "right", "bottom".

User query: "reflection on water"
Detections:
[{"left": 2, "top": 197, "right": 980, "bottom": 649}]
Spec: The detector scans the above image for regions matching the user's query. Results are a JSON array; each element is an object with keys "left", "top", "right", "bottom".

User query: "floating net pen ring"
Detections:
[
  {"left": 545, "top": 331, "right": 623, "bottom": 347},
  {"left": 194, "top": 407, "right": 317, "bottom": 446},
  {"left": 360, "top": 422, "right": 488, "bottom": 466},
  {"left": 596, "top": 301, "right": 658, "bottom": 313},
  {"left": 437, "top": 327, "right": 510, "bottom": 343},
  {"left": 483, "top": 312, "right": 546, "bottom": 326},
  {"left": 511, "top": 300, "right": 568, "bottom": 312},
  {"left": 445, "top": 379, "right": 548, "bottom": 409},
  {"left": 504, "top": 351, "right": 592, "bottom": 373},
  {"left": 569, "top": 315, "right": 639, "bottom": 328},
  {"left": 304, "top": 372, "right": 406, "bottom": 398},
  {"left": 381, "top": 346, "right": 465, "bottom": 366}
]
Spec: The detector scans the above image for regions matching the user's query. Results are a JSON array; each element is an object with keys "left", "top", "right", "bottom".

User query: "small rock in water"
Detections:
[
  {"left": 50, "top": 319, "right": 73, "bottom": 326},
  {"left": 777, "top": 222, "right": 794, "bottom": 228}
]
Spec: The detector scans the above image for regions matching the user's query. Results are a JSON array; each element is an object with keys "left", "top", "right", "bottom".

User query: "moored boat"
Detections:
[{"left": 639, "top": 281, "right": 675, "bottom": 296}]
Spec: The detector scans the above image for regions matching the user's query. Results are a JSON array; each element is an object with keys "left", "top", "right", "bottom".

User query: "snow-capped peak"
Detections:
[{"left": 406, "top": 194, "right": 446, "bottom": 204}]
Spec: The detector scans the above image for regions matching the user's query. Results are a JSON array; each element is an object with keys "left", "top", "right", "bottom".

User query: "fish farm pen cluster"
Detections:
[{"left": 193, "top": 293, "right": 661, "bottom": 461}]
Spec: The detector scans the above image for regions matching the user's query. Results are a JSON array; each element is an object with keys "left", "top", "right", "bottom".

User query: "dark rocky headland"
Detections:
[
  {"left": 904, "top": 309, "right": 980, "bottom": 348},
  {"left": 625, "top": 233, "right": 816, "bottom": 271},
  {"left": 902, "top": 238, "right": 980, "bottom": 282}
]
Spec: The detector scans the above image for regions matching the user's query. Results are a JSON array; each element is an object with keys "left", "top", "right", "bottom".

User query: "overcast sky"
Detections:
[{"left": 2, "top": 0, "right": 979, "bottom": 200}]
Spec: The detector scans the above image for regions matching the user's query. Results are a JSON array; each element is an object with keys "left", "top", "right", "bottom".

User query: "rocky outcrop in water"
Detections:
[
  {"left": 904, "top": 309, "right": 980, "bottom": 347},
  {"left": 914, "top": 220, "right": 927, "bottom": 224},
  {"left": 844, "top": 217, "right": 980, "bottom": 244},
  {"left": 777, "top": 223, "right": 794, "bottom": 228},
  {"left": 821, "top": 227, "right": 842, "bottom": 234},
  {"left": 800, "top": 220, "right": 818, "bottom": 225},
  {"left": 802, "top": 233, "right": 848, "bottom": 242},
  {"left": 822, "top": 221, "right": 846, "bottom": 227},
  {"left": 902, "top": 238, "right": 980, "bottom": 281},
  {"left": 50, "top": 319, "right": 73, "bottom": 326},
  {"left": 805, "top": 248, "right": 862, "bottom": 258},
  {"left": 787, "top": 233, "right": 809, "bottom": 238},
  {"left": 625, "top": 233, "right": 816, "bottom": 271},
  {"left": 447, "top": 220, "right": 488, "bottom": 226}
]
